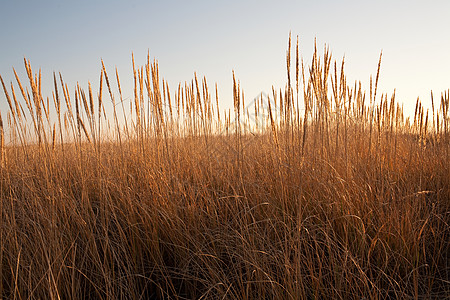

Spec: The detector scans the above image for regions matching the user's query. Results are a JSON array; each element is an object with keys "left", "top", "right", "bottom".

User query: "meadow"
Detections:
[{"left": 0, "top": 37, "right": 449, "bottom": 299}]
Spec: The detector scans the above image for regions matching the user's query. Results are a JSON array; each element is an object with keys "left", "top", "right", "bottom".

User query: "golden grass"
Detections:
[{"left": 0, "top": 38, "right": 449, "bottom": 299}]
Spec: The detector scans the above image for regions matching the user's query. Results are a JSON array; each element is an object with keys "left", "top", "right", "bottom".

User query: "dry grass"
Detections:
[{"left": 0, "top": 37, "right": 449, "bottom": 299}]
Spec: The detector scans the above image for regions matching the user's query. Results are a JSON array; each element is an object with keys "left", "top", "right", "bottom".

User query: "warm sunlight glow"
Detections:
[{"left": 0, "top": 1, "right": 448, "bottom": 298}]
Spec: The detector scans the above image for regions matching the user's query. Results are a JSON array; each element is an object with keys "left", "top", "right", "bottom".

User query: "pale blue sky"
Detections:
[{"left": 1, "top": 0, "right": 449, "bottom": 120}]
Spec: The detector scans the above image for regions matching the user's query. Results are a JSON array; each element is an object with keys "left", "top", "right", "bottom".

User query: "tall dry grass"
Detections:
[{"left": 0, "top": 36, "right": 449, "bottom": 299}]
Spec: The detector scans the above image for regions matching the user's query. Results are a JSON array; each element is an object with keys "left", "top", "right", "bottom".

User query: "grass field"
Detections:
[{"left": 0, "top": 37, "right": 449, "bottom": 299}]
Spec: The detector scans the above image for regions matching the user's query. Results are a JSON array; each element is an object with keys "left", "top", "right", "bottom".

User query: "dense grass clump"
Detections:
[{"left": 0, "top": 36, "right": 449, "bottom": 299}]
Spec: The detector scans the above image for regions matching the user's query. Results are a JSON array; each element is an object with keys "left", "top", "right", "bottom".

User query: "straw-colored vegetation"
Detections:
[{"left": 0, "top": 35, "right": 449, "bottom": 299}]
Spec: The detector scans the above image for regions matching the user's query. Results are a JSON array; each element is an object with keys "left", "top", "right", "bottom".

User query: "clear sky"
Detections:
[{"left": 1, "top": 0, "right": 449, "bottom": 121}]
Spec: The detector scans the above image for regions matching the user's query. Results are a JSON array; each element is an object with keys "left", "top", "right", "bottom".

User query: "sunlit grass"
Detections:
[{"left": 0, "top": 36, "right": 449, "bottom": 299}]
